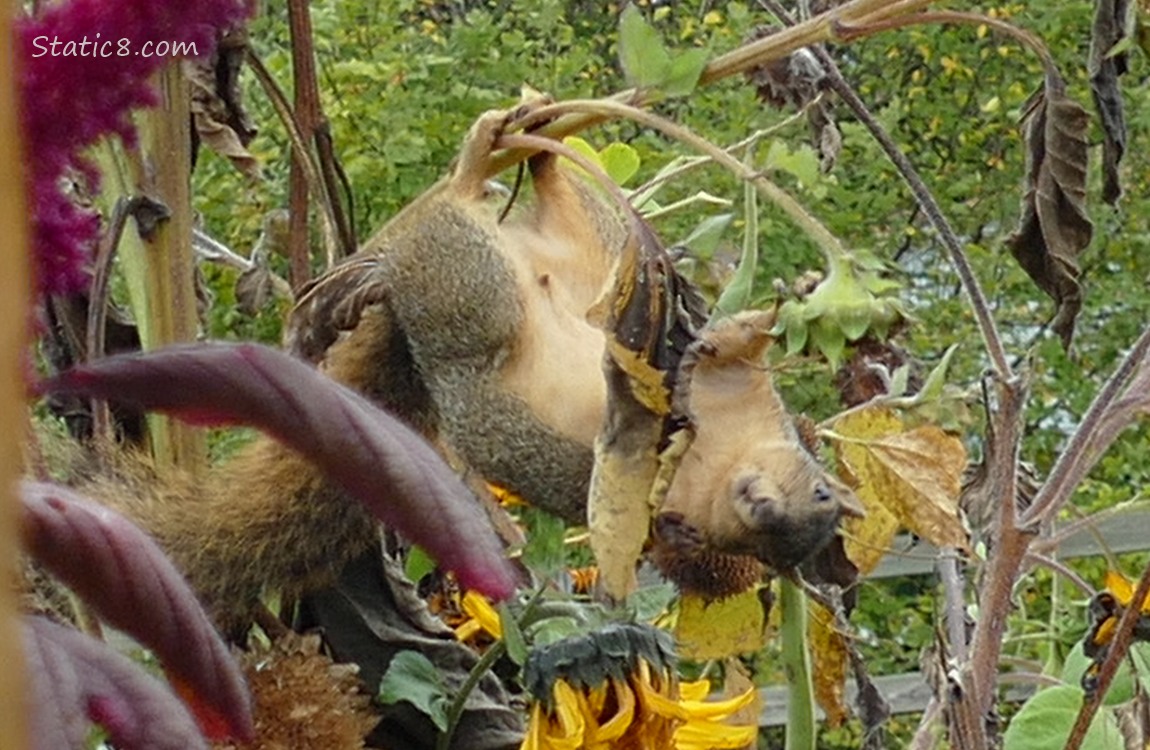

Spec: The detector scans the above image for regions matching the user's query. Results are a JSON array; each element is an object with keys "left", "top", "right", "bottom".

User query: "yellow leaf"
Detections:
[
  {"left": 676, "top": 589, "right": 766, "bottom": 660},
  {"left": 588, "top": 422, "right": 661, "bottom": 599},
  {"left": 808, "top": 600, "right": 849, "bottom": 727},
  {"left": 831, "top": 407, "right": 969, "bottom": 573}
]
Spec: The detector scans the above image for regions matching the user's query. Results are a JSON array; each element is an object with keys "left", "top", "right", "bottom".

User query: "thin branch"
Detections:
[
  {"left": 512, "top": 99, "right": 847, "bottom": 262},
  {"left": 86, "top": 196, "right": 141, "bottom": 441},
  {"left": 1023, "top": 552, "right": 1094, "bottom": 597},
  {"left": 482, "top": 0, "right": 941, "bottom": 177},
  {"left": 1022, "top": 325, "right": 1150, "bottom": 527},
  {"left": 245, "top": 49, "right": 341, "bottom": 279},
  {"left": 757, "top": 0, "right": 1011, "bottom": 379}
]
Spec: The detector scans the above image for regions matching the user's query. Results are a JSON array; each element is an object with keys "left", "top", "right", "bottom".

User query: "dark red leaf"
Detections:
[
  {"left": 25, "top": 615, "right": 208, "bottom": 750},
  {"left": 38, "top": 342, "right": 518, "bottom": 600},
  {"left": 21, "top": 482, "right": 254, "bottom": 741}
]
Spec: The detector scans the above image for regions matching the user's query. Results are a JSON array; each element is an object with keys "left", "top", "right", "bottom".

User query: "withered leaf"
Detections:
[
  {"left": 235, "top": 256, "right": 273, "bottom": 316},
  {"left": 1089, "top": 0, "right": 1131, "bottom": 205},
  {"left": 1006, "top": 75, "right": 1092, "bottom": 349},
  {"left": 22, "top": 482, "right": 253, "bottom": 742},
  {"left": 25, "top": 615, "right": 209, "bottom": 750},
  {"left": 809, "top": 600, "right": 849, "bottom": 727},
  {"left": 287, "top": 256, "right": 391, "bottom": 362},
  {"left": 676, "top": 589, "right": 766, "bottom": 661},
  {"left": 587, "top": 219, "right": 707, "bottom": 599},
  {"left": 39, "top": 343, "right": 518, "bottom": 601},
  {"left": 185, "top": 27, "right": 260, "bottom": 180},
  {"left": 831, "top": 407, "right": 970, "bottom": 573}
]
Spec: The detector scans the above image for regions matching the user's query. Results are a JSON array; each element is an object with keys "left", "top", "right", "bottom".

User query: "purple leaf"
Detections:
[
  {"left": 21, "top": 482, "right": 253, "bottom": 741},
  {"left": 24, "top": 615, "right": 208, "bottom": 750},
  {"left": 39, "top": 342, "right": 519, "bottom": 600}
]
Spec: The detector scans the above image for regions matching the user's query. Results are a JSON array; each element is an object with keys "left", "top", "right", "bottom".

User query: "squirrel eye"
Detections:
[{"left": 813, "top": 484, "right": 833, "bottom": 503}]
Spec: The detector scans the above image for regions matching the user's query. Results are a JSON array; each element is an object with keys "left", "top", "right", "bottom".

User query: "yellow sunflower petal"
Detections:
[
  {"left": 674, "top": 718, "right": 759, "bottom": 749},
  {"left": 1106, "top": 570, "right": 1134, "bottom": 608},
  {"left": 677, "top": 686, "right": 756, "bottom": 721},
  {"left": 594, "top": 678, "right": 636, "bottom": 742},
  {"left": 461, "top": 590, "right": 503, "bottom": 639},
  {"left": 520, "top": 702, "right": 545, "bottom": 750},
  {"left": 453, "top": 619, "right": 482, "bottom": 642},
  {"left": 633, "top": 666, "right": 689, "bottom": 721},
  {"left": 678, "top": 679, "right": 711, "bottom": 703},
  {"left": 549, "top": 679, "right": 586, "bottom": 747}
]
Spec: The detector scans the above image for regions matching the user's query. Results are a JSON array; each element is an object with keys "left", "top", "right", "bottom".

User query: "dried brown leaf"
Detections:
[
  {"left": 1006, "top": 77, "right": 1092, "bottom": 349},
  {"left": 39, "top": 343, "right": 518, "bottom": 600},
  {"left": 22, "top": 482, "right": 253, "bottom": 741},
  {"left": 588, "top": 220, "right": 707, "bottom": 599},
  {"left": 1089, "top": 0, "right": 1131, "bottom": 205},
  {"left": 186, "top": 27, "right": 259, "bottom": 179}
]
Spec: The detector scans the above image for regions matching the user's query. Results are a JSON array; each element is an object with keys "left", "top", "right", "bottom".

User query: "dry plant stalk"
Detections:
[{"left": 0, "top": 9, "right": 29, "bottom": 746}]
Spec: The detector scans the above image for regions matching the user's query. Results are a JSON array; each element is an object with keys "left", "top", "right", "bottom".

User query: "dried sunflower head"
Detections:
[{"left": 212, "top": 632, "right": 379, "bottom": 750}]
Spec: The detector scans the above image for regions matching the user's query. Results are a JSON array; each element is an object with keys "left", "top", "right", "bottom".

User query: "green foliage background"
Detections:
[{"left": 190, "top": 0, "right": 1150, "bottom": 742}]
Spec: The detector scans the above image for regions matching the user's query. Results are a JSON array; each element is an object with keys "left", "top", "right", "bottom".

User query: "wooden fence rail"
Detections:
[{"left": 758, "top": 506, "right": 1150, "bottom": 726}]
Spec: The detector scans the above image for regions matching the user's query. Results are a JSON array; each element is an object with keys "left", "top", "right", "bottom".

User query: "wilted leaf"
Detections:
[
  {"left": 1089, "top": 0, "right": 1131, "bottom": 205},
  {"left": 185, "top": 28, "right": 259, "bottom": 180},
  {"left": 618, "top": 5, "right": 671, "bottom": 89},
  {"left": 588, "top": 220, "right": 707, "bottom": 599},
  {"left": 745, "top": 26, "right": 826, "bottom": 109},
  {"left": 39, "top": 343, "right": 518, "bottom": 601},
  {"left": 377, "top": 651, "right": 451, "bottom": 732},
  {"left": 25, "top": 616, "right": 209, "bottom": 750},
  {"left": 809, "top": 600, "right": 849, "bottom": 727},
  {"left": 676, "top": 589, "right": 767, "bottom": 661},
  {"left": 235, "top": 257, "right": 273, "bottom": 315},
  {"left": 831, "top": 408, "right": 969, "bottom": 573},
  {"left": 1006, "top": 76, "right": 1092, "bottom": 349},
  {"left": 21, "top": 482, "right": 253, "bottom": 742}
]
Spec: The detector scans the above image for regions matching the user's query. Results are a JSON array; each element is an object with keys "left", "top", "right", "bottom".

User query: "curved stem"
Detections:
[
  {"left": 482, "top": 0, "right": 940, "bottom": 177},
  {"left": 513, "top": 99, "right": 847, "bottom": 262}
]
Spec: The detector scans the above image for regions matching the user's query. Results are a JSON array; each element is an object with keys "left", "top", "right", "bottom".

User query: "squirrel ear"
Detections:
[{"left": 695, "top": 309, "right": 778, "bottom": 366}]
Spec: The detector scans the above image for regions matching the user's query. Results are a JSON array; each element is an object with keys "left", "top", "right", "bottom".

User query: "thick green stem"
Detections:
[{"left": 780, "top": 578, "right": 816, "bottom": 750}]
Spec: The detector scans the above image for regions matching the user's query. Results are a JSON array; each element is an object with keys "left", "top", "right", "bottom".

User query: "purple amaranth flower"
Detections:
[{"left": 15, "top": 0, "right": 251, "bottom": 298}]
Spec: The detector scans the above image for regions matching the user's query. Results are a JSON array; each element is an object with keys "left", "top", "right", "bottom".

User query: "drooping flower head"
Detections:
[{"left": 521, "top": 623, "right": 758, "bottom": 749}]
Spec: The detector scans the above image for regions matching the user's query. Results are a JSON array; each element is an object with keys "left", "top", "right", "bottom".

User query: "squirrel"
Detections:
[
  {"left": 652, "top": 311, "right": 865, "bottom": 596},
  {"left": 72, "top": 108, "right": 859, "bottom": 628}
]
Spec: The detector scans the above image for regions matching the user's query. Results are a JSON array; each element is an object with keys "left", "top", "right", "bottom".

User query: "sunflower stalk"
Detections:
[
  {"left": 780, "top": 578, "right": 816, "bottom": 750},
  {"left": 0, "top": 8, "right": 30, "bottom": 741}
]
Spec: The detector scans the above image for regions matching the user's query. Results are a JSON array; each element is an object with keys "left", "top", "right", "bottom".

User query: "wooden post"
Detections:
[{"left": 0, "top": 5, "right": 30, "bottom": 747}]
